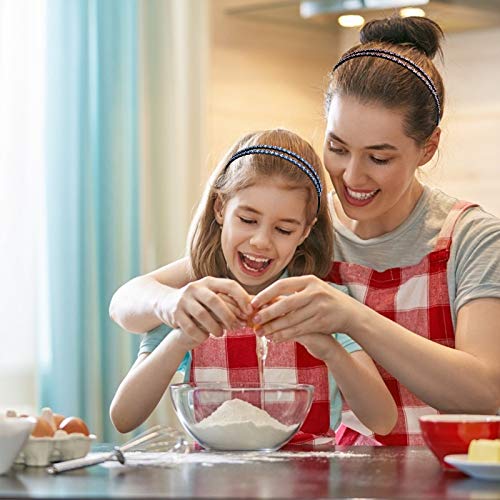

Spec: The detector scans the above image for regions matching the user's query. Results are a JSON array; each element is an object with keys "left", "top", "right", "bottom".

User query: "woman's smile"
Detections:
[{"left": 344, "top": 185, "right": 380, "bottom": 207}]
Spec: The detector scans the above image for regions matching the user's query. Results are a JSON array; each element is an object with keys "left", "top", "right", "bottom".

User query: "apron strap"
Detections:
[{"left": 433, "top": 201, "right": 478, "bottom": 252}]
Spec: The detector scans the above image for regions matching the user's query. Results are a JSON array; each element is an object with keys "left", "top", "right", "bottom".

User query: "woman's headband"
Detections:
[
  {"left": 225, "top": 144, "right": 323, "bottom": 214},
  {"left": 332, "top": 48, "right": 441, "bottom": 126}
]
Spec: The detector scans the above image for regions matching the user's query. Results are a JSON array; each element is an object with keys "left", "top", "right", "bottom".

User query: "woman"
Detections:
[{"left": 110, "top": 16, "right": 500, "bottom": 445}]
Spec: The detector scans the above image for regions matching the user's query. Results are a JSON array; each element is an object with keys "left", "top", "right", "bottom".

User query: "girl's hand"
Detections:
[
  {"left": 251, "top": 275, "right": 360, "bottom": 342},
  {"left": 159, "top": 277, "right": 254, "bottom": 339}
]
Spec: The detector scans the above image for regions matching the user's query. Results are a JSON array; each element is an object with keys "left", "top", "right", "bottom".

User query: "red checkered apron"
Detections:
[
  {"left": 191, "top": 326, "right": 335, "bottom": 449},
  {"left": 327, "top": 201, "right": 477, "bottom": 446}
]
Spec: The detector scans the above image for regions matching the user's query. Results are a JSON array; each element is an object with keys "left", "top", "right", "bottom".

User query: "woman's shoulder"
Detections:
[
  {"left": 426, "top": 186, "right": 500, "bottom": 229},
  {"left": 432, "top": 188, "right": 500, "bottom": 270}
]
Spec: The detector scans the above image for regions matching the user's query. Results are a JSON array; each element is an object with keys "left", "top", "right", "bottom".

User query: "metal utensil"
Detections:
[{"left": 46, "top": 425, "right": 189, "bottom": 474}]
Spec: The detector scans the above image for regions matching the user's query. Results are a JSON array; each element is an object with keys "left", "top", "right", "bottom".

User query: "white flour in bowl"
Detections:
[{"left": 192, "top": 398, "right": 296, "bottom": 450}]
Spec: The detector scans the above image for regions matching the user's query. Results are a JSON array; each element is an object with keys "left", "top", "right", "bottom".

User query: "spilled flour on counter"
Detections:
[
  {"left": 98, "top": 450, "right": 371, "bottom": 469},
  {"left": 192, "top": 398, "right": 296, "bottom": 450}
]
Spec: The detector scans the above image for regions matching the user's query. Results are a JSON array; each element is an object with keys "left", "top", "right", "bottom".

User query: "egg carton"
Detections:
[{"left": 15, "top": 430, "right": 97, "bottom": 467}]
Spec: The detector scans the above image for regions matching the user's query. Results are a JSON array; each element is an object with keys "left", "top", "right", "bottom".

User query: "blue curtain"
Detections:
[{"left": 42, "top": 0, "right": 140, "bottom": 442}]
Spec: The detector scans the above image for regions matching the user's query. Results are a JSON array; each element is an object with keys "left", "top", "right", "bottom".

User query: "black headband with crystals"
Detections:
[
  {"left": 224, "top": 144, "right": 323, "bottom": 213},
  {"left": 333, "top": 48, "right": 441, "bottom": 126}
]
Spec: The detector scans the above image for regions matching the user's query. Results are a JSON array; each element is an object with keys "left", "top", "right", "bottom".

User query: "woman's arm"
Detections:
[
  {"left": 109, "top": 328, "right": 203, "bottom": 433},
  {"left": 109, "top": 258, "right": 192, "bottom": 333},
  {"left": 109, "top": 256, "right": 253, "bottom": 335},
  {"left": 296, "top": 334, "right": 397, "bottom": 435},
  {"left": 252, "top": 277, "right": 500, "bottom": 414}
]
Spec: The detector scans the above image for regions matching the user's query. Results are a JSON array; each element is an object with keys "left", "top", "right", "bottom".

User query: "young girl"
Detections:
[{"left": 109, "top": 129, "right": 397, "bottom": 446}]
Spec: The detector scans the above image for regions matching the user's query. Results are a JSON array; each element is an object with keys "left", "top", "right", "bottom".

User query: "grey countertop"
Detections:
[{"left": 1, "top": 446, "right": 500, "bottom": 499}]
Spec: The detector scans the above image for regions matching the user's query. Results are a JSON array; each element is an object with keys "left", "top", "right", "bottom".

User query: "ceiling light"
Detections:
[
  {"left": 400, "top": 7, "right": 426, "bottom": 17},
  {"left": 338, "top": 14, "right": 365, "bottom": 27}
]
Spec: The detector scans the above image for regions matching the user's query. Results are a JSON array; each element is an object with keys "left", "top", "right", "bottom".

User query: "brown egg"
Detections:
[
  {"left": 58, "top": 416, "right": 90, "bottom": 436},
  {"left": 31, "top": 416, "right": 55, "bottom": 437},
  {"left": 53, "top": 413, "right": 66, "bottom": 428},
  {"left": 248, "top": 297, "right": 281, "bottom": 331}
]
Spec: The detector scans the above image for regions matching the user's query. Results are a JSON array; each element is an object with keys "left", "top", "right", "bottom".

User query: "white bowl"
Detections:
[{"left": 0, "top": 415, "right": 36, "bottom": 474}]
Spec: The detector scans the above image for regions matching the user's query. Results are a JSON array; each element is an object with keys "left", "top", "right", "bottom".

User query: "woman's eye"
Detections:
[
  {"left": 239, "top": 216, "right": 255, "bottom": 224},
  {"left": 328, "top": 141, "right": 346, "bottom": 155},
  {"left": 371, "top": 156, "right": 390, "bottom": 165},
  {"left": 276, "top": 227, "right": 293, "bottom": 235}
]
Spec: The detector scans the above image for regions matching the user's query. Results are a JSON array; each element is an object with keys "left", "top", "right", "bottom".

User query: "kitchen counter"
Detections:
[{"left": 1, "top": 446, "right": 499, "bottom": 499}]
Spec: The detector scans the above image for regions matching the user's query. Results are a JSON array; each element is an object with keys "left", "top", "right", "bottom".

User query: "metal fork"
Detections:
[{"left": 46, "top": 425, "right": 189, "bottom": 474}]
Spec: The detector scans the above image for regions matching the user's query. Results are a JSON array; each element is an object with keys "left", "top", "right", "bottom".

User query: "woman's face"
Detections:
[{"left": 323, "top": 94, "right": 438, "bottom": 238}]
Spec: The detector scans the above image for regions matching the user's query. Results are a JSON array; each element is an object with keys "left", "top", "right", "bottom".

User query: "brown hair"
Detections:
[
  {"left": 189, "top": 129, "right": 333, "bottom": 280},
  {"left": 325, "top": 16, "right": 445, "bottom": 145}
]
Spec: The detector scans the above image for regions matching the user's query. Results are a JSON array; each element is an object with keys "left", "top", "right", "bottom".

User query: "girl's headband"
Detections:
[
  {"left": 225, "top": 144, "right": 323, "bottom": 213},
  {"left": 332, "top": 48, "right": 441, "bottom": 126}
]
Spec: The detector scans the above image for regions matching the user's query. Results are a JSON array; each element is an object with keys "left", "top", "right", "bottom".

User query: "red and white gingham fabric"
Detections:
[
  {"left": 191, "top": 326, "right": 335, "bottom": 449},
  {"left": 327, "top": 201, "right": 477, "bottom": 446}
]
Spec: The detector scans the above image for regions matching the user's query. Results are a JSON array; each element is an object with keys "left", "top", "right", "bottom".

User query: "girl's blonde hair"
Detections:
[{"left": 188, "top": 129, "right": 333, "bottom": 280}]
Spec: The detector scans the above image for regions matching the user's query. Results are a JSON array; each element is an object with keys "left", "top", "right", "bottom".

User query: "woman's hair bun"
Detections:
[{"left": 359, "top": 16, "right": 444, "bottom": 59}]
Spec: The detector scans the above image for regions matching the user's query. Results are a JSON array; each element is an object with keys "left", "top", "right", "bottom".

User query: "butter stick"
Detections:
[{"left": 468, "top": 439, "right": 500, "bottom": 463}]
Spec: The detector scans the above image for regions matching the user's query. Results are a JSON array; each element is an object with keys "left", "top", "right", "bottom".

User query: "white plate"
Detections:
[{"left": 444, "top": 454, "right": 500, "bottom": 481}]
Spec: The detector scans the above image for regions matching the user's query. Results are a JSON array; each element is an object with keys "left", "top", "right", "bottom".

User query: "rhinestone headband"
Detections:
[
  {"left": 225, "top": 144, "right": 323, "bottom": 213},
  {"left": 333, "top": 48, "right": 441, "bottom": 126}
]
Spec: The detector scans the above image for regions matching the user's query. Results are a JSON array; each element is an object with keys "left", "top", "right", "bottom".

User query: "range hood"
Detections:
[
  {"left": 224, "top": 0, "right": 500, "bottom": 33},
  {"left": 301, "top": 0, "right": 429, "bottom": 18}
]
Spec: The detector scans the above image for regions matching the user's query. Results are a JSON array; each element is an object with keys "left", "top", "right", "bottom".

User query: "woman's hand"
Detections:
[
  {"left": 158, "top": 277, "right": 254, "bottom": 339},
  {"left": 294, "top": 333, "right": 338, "bottom": 361},
  {"left": 251, "top": 275, "right": 361, "bottom": 341},
  {"left": 170, "top": 325, "right": 209, "bottom": 351}
]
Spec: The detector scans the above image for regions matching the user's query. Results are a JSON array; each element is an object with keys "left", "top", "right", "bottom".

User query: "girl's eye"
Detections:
[
  {"left": 276, "top": 227, "right": 293, "bottom": 236},
  {"left": 370, "top": 156, "right": 391, "bottom": 165},
  {"left": 239, "top": 216, "right": 255, "bottom": 224}
]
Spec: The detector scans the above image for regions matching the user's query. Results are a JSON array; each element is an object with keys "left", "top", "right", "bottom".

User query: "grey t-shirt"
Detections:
[{"left": 330, "top": 185, "right": 500, "bottom": 327}]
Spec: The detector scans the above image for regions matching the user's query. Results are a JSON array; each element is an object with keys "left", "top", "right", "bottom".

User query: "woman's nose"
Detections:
[{"left": 343, "top": 157, "right": 367, "bottom": 186}]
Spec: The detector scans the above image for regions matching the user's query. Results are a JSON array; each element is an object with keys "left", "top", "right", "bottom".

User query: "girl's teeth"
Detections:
[
  {"left": 243, "top": 254, "right": 269, "bottom": 263},
  {"left": 347, "top": 188, "right": 378, "bottom": 200},
  {"left": 241, "top": 253, "right": 271, "bottom": 272}
]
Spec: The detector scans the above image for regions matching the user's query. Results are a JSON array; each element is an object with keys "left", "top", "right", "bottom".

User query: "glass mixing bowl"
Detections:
[{"left": 170, "top": 382, "right": 314, "bottom": 452}]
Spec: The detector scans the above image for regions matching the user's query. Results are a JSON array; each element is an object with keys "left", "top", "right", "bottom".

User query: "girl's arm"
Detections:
[
  {"left": 253, "top": 276, "right": 500, "bottom": 414},
  {"left": 109, "top": 256, "right": 253, "bottom": 335},
  {"left": 109, "top": 328, "right": 205, "bottom": 433},
  {"left": 295, "top": 334, "right": 397, "bottom": 435}
]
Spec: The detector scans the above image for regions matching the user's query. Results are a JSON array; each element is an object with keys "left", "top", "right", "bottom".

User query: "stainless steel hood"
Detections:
[{"left": 224, "top": 0, "right": 500, "bottom": 33}]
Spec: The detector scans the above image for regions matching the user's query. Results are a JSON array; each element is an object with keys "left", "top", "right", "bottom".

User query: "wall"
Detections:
[
  {"left": 207, "top": 1, "right": 340, "bottom": 186},
  {"left": 431, "top": 28, "right": 500, "bottom": 216}
]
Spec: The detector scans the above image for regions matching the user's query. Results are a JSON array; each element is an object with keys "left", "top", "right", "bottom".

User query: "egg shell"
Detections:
[
  {"left": 31, "top": 417, "right": 55, "bottom": 438},
  {"left": 53, "top": 413, "right": 66, "bottom": 428},
  {"left": 248, "top": 297, "right": 280, "bottom": 330},
  {"left": 58, "top": 416, "right": 90, "bottom": 436}
]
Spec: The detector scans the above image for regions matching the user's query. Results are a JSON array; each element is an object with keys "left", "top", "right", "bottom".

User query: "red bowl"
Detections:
[{"left": 419, "top": 414, "right": 500, "bottom": 470}]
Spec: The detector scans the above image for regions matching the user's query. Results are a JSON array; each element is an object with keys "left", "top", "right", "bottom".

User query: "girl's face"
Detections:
[
  {"left": 323, "top": 94, "right": 439, "bottom": 238},
  {"left": 215, "top": 178, "right": 313, "bottom": 295}
]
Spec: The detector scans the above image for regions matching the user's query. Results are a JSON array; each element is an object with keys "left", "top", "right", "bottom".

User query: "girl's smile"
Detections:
[
  {"left": 238, "top": 252, "right": 273, "bottom": 276},
  {"left": 214, "top": 178, "right": 313, "bottom": 295}
]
